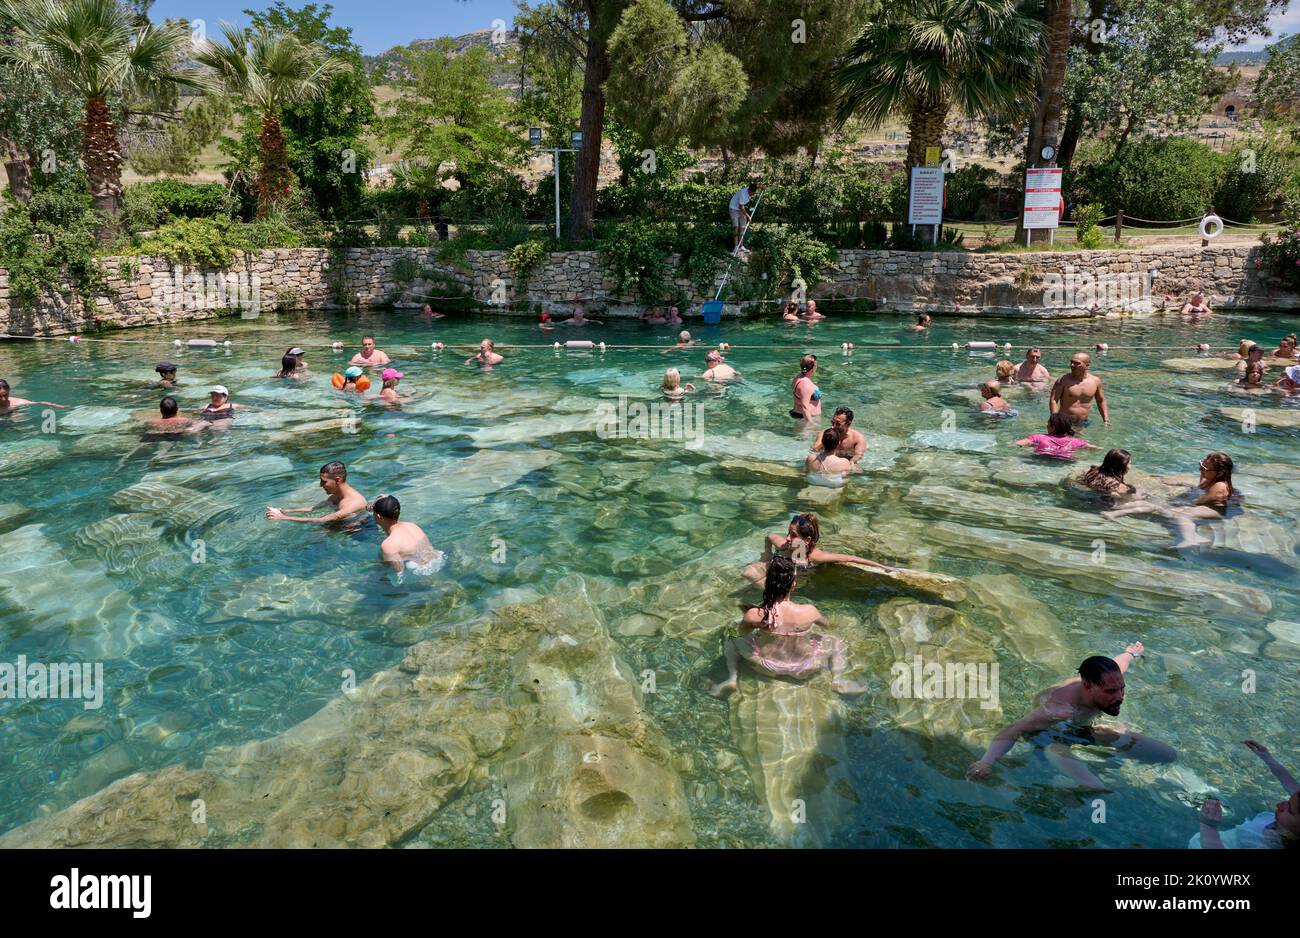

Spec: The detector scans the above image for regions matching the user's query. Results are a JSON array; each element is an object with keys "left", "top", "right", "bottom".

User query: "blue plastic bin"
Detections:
[{"left": 701, "top": 300, "right": 724, "bottom": 324}]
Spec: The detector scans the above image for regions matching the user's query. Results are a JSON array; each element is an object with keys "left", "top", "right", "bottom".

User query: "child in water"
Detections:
[
  {"left": 661, "top": 368, "right": 696, "bottom": 400},
  {"left": 979, "top": 381, "right": 1018, "bottom": 417},
  {"left": 1015, "top": 412, "right": 1097, "bottom": 459}
]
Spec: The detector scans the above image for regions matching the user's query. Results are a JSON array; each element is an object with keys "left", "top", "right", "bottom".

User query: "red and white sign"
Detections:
[
  {"left": 908, "top": 167, "right": 944, "bottom": 226},
  {"left": 1022, "top": 168, "right": 1063, "bottom": 229}
]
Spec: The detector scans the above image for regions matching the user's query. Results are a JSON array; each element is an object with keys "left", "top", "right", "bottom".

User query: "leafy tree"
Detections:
[
  {"left": 0, "top": 32, "right": 82, "bottom": 203},
  {"left": 379, "top": 40, "right": 525, "bottom": 198},
  {"left": 0, "top": 0, "right": 201, "bottom": 239},
  {"left": 196, "top": 21, "right": 347, "bottom": 215},
  {"left": 1254, "top": 34, "right": 1300, "bottom": 120}
]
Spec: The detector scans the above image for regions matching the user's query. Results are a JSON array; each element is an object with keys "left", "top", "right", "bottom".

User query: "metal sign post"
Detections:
[{"left": 531, "top": 128, "right": 581, "bottom": 239}]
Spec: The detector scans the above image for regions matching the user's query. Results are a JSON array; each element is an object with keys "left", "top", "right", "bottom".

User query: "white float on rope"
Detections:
[
  {"left": 566, "top": 340, "right": 594, "bottom": 350},
  {"left": 1199, "top": 214, "right": 1223, "bottom": 240},
  {"left": 966, "top": 341, "right": 996, "bottom": 350}
]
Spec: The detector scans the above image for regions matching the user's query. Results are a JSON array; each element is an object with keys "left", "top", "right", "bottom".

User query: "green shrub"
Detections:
[
  {"left": 731, "top": 226, "right": 836, "bottom": 301},
  {"left": 123, "top": 185, "right": 167, "bottom": 233},
  {"left": 126, "top": 180, "right": 227, "bottom": 219},
  {"left": 1259, "top": 188, "right": 1300, "bottom": 293},
  {"left": 505, "top": 239, "right": 547, "bottom": 289},
  {"left": 1074, "top": 202, "right": 1105, "bottom": 248},
  {"left": 1069, "top": 137, "right": 1226, "bottom": 221},
  {"left": 601, "top": 219, "right": 669, "bottom": 303},
  {"left": 392, "top": 255, "right": 421, "bottom": 283},
  {"left": 0, "top": 192, "right": 104, "bottom": 308},
  {"left": 668, "top": 222, "right": 729, "bottom": 296},
  {"left": 132, "top": 216, "right": 244, "bottom": 267},
  {"left": 944, "top": 165, "right": 998, "bottom": 220},
  {"left": 1215, "top": 144, "right": 1291, "bottom": 222}
]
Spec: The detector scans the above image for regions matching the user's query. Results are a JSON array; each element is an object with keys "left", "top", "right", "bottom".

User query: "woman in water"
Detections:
[
  {"left": 1236, "top": 362, "right": 1266, "bottom": 390},
  {"left": 743, "top": 512, "right": 891, "bottom": 584},
  {"left": 710, "top": 556, "right": 865, "bottom": 698},
  {"left": 994, "top": 360, "right": 1016, "bottom": 385},
  {"left": 1079, "top": 448, "right": 1139, "bottom": 503},
  {"left": 979, "top": 381, "right": 1018, "bottom": 417},
  {"left": 1015, "top": 412, "right": 1097, "bottom": 460},
  {"left": 199, "top": 385, "right": 247, "bottom": 425},
  {"left": 1195, "top": 740, "right": 1299, "bottom": 849},
  {"left": 1277, "top": 364, "right": 1300, "bottom": 392},
  {"left": 1103, "top": 452, "right": 1238, "bottom": 548},
  {"left": 1232, "top": 339, "right": 1254, "bottom": 361},
  {"left": 276, "top": 353, "right": 302, "bottom": 379},
  {"left": 791, "top": 354, "right": 822, "bottom": 421},
  {"left": 782, "top": 301, "right": 801, "bottom": 323},
  {"left": 661, "top": 368, "right": 696, "bottom": 400},
  {"left": 805, "top": 427, "right": 856, "bottom": 476}
]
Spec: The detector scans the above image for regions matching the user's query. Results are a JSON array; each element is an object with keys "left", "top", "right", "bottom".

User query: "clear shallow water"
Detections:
[{"left": 0, "top": 308, "right": 1297, "bottom": 848}]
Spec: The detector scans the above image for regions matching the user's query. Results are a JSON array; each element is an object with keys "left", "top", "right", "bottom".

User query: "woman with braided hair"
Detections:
[{"left": 709, "top": 556, "right": 864, "bottom": 698}]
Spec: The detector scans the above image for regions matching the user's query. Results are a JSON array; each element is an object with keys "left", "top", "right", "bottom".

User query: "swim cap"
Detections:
[
  {"left": 288, "top": 347, "right": 304, "bottom": 356},
  {"left": 344, "top": 366, "right": 364, "bottom": 379},
  {"left": 209, "top": 385, "right": 229, "bottom": 396},
  {"left": 1286, "top": 365, "right": 1300, "bottom": 383},
  {"left": 541, "top": 313, "right": 551, "bottom": 321}
]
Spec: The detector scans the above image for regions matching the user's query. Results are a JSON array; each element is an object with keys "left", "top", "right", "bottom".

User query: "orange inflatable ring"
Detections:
[
  {"left": 331, "top": 372, "right": 345, "bottom": 389},
  {"left": 355, "top": 375, "right": 371, "bottom": 391}
]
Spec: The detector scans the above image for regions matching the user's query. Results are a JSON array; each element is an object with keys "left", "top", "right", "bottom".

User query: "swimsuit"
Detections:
[
  {"left": 1024, "top": 433, "right": 1091, "bottom": 459},
  {"left": 202, "top": 405, "right": 234, "bottom": 420},
  {"left": 744, "top": 605, "right": 824, "bottom": 680},
  {"left": 982, "top": 407, "right": 1019, "bottom": 418},
  {"left": 404, "top": 550, "right": 445, "bottom": 576}
]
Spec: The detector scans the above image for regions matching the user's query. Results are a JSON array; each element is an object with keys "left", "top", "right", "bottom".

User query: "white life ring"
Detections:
[{"left": 1199, "top": 214, "right": 1223, "bottom": 240}]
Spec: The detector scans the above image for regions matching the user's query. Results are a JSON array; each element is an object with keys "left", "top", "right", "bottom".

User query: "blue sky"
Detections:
[{"left": 153, "top": 0, "right": 1294, "bottom": 55}]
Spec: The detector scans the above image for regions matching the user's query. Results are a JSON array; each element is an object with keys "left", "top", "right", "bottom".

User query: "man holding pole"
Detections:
[{"left": 729, "top": 181, "right": 760, "bottom": 252}]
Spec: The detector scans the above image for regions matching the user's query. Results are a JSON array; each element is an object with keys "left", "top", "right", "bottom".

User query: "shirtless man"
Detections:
[
  {"left": 1050, "top": 352, "right": 1110, "bottom": 427},
  {"left": 664, "top": 306, "right": 683, "bottom": 326},
  {"left": 265, "top": 460, "right": 368, "bottom": 524},
  {"left": 700, "top": 350, "right": 737, "bottom": 381},
  {"left": 420, "top": 303, "right": 445, "bottom": 320},
  {"left": 664, "top": 331, "right": 694, "bottom": 353},
  {"left": 804, "top": 299, "right": 824, "bottom": 322},
  {"left": 143, "top": 396, "right": 197, "bottom": 438},
  {"left": 373, "top": 494, "right": 443, "bottom": 575},
  {"left": 912, "top": 313, "right": 932, "bottom": 331},
  {"left": 967, "top": 644, "right": 1176, "bottom": 789},
  {"left": 0, "top": 379, "right": 62, "bottom": 412},
  {"left": 467, "top": 339, "right": 503, "bottom": 367},
  {"left": 812, "top": 406, "right": 867, "bottom": 462},
  {"left": 560, "top": 301, "right": 602, "bottom": 326},
  {"left": 1015, "top": 347, "right": 1051, "bottom": 384},
  {"left": 349, "top": 336, "right": 391, "bottom": 368}
]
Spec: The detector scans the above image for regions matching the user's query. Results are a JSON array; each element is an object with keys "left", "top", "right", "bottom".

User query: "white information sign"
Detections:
[
  {"left": 908, "top": 167, "right": 944, "bottom": 226},
  {"left": 1022, "top": 168, "right": 1063, "bottom": 229}
]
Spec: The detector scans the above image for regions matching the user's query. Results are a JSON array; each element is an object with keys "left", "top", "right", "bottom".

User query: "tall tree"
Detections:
[
  {"left": 1016, "top": 0, "right": 1069, "bottom": 244},
  {"left": 834, "top": 0, "right": 1042, "bottom": 239},
  {"left": 195, "top": 22, "right": 346, "bottom": 214},
  {"left": 0, "top": 0, "right": 201, "bottom": 238},
  {"left": 0, "top": 24, "right": 83, "bottom": 203},
  {"left": 1254, "top": 34, "right": 1300, "bottom": 120}
]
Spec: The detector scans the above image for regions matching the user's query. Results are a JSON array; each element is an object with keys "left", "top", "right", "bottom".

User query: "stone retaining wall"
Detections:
[{"left": 0, "top": 242, "right": 1293, "bottom": 336}]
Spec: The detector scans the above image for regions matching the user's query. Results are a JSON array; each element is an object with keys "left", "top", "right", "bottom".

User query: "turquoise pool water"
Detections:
[{"left": 0, "top": 308, "right": 1297, "bottom": 848}]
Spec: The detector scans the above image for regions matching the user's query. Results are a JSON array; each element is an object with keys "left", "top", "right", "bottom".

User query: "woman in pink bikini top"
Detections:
[{"left": 1016, "top": 412, "right": 1099, "bottom": 460}]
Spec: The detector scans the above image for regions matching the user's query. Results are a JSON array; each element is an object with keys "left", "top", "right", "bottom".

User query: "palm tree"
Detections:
[
  {"left": 0, "top": 0, "right": 201, "bottom": 238},
  {"left": 194, "top": 23, "right": 346, "bottom": 216},
  {"left": 834, "top": 0, "right": 1043, "bottom": 173}
]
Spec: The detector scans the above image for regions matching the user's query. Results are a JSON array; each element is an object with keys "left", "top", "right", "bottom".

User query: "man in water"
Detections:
[
  {"left": 664, "top": 331, "right": 694, "bottom": 353},
  {"left": 265, "top": 460, "right": 368, "bottom": 524},
  {"left": 1015, "top": 347, "right": 1051, "bottom": 384},
  {"left": 420, "top": 303, "right": 445, "bottom": 320},
  {"left": 812, "top": 406, "right": 868, "bottom": 462},
  {"left": 0, "top": 379, "right": 62, "bottom": 413},
  {"left": 154, "top": 362, "right": 179, "bottom": 388},
  {"left": 966, "top": 643, "right": 1176, "bottom": 789},
  {"left": 349, "top": 336, "right": 391, "bottom": 368},
  {"left": 1050, "top": 352, "right": 1110, "bottom": 427},
  {"left": 466, "top": 339, "right": 503, "bottom": 367},
  {"left": 373, "top": 494, "right": 443, "bottom": 574},
  {"left": 560, "top": 301, "right": 601, "bottom": 326},
  {"left": 143, "top": 395, "right": 196, "bottom": 438},
  {"left": 700, "top": 350, "right": 737, "bottom": 381},
  {"left": 912, "top": 313, "right": 932, "bottom": 331},
  {"left": 729, "top": 180, "right": 759, "bottom": 251}
]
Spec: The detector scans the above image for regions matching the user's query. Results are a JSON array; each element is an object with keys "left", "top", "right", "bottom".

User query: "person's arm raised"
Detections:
[
  {"left": 1113, "top": 641, "right": 1143, "bottom": 673},
  {"left": 1244, "top": 741, "right": 1299, "bottom": 796}
]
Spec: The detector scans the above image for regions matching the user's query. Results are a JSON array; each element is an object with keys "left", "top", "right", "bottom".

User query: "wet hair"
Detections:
[
  {"left": 981, "top": 380, "right": 1001, "bottom": 397},
  {"left": 1027, "top": 346, "right": 1041, "bottom": 355},
  {"left": 1244, "top": 362, "right": 1264, "bottom": 381},
  {"left": 820, "top": 426, "right": 843, "bottom": 453},
  {"left": 784, "top": 301, "right": 798, "bottom": 316},
  {"left": 382, "top": 377, "right": 398, "bottom": 390},
  {"left": 1047, "top": 412, "right": 1076, "bottom": 436},
  {"left": 159, "top": 396, "right": 178, "bottom": 418},
  {"left": 373, "top": 495, "right": 400, "bottom": 520},
  {"left": 278, "top": 354, "right": 298, "bottom": 377},
  {"left": 662, "top": 368, "right": 682, "bottom": 390},
  {"left": 320, "top": 460, "right": 347, "bottom": 480},
  {"left": 1202, "top": 452, "right": 1235, "bottom": 493},
  {"left": 0, "top": 379, "right": 9, "bottom": 392},
  {"left": 1078, "top": 655, "right": 1121, "bottom": 685},
  {"left": 833, "top": 406, "right": 854, "bottom": 424},
  {"left": 995, "top": 360, "right": 1015, "bottom": 381},
  {"left": 1248, "top": 344, "right": 1262, "bottom": 357},
  {"left": 1096, "top": 448, "right": 1131, "bottom": 479},
  {"left": 917, "top": 313, "right": 930, "bottom": 324},
  {"left": 679, "top": 331, "right": 691, "bottom": 342},
  {"left": 480, "top": 339, "right": 495, "bottom": 351},
  {"left": 789, "top": 512, "right": 820, "bottom": 550},
  {"left": 757, "top": 556, "right": 796, "bottom": 628},
  {"left": 799, "top": 354, "right": 817, "bottom": 374},
  {"left": 362, "top": 335, "right": 375, "bottom": 343}
]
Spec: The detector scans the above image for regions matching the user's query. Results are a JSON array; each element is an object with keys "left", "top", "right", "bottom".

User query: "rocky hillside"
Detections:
[{"left": 364, "top": 28, "right": 522, "bottom": 85}]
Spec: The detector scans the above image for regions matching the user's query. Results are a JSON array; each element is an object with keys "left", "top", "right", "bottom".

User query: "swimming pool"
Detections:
[{"left": 1, "top": 308, "right": 1297, "bottom": 848}]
